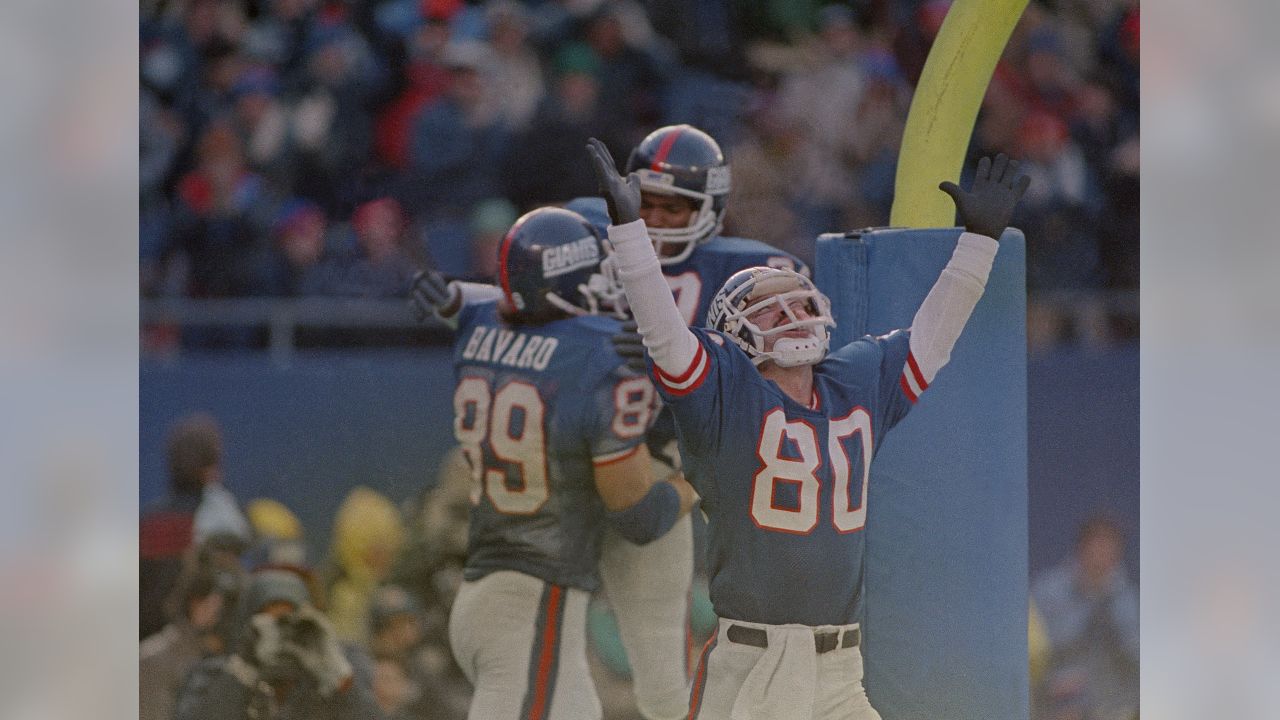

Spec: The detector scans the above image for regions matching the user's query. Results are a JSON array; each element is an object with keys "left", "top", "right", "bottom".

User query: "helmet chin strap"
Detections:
[{"left": 755, "top": 336, "right": 827, "bottom": 368}]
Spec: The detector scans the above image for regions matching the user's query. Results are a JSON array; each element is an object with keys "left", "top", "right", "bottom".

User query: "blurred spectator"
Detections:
[
  {"left": 375, "top": 18, "right": 453, "bottom": 170},
  {"left": 466, "top": 197, "right": 518, "bottom": 280},
  {"left": 288, "top": 20, "right": 386, "bottom": 211},
  {"left": 407, "top": 40, "right": 509, "bottom": 210},
  {"left": 503, "top": 43, "right": 630, "bottom": 211},
  {"left": 244, "top": 497, "right": 310, "bottom": 571},
  {"left": 1020, "top": 26, "right": 1083, "bottom": 121},
  {"left": 1095, "top": 134, "right": 1139, "bottom": 291},
  {"left": 893, "top": 0, "right": 952, "bottom": 85},
  {"left": 314, "top": 197, "right": 419, "bottom": 298},
  {"left": 141, "top": 86, "right": 187, "bottom": 297},
  {"left": 168, "top": 120, "right": 276, "bottom": 298},
  {"left": 368, "top": 585, "right": 425, "bottom": 664},
  {"left": 1096, "top": 0, "right": 1138, "bottom": 127},
  {"left": 364, "top": 584, "right": 463, "bottom": 719},
  {"left": 239, "top": 0, "right": 319, "bottom": 81},
  {"left": 175, "top": 568, "right": 384, "bottom": 720},
  {"left": 1031, "top": 515, "right": 1138, "bottom": 720},
  {"left": 583, "top": 3, "right": 669, "bottom": 132},
  {"left": 403, "top": 40, "right": 511, "bottom": 276},
  {"left": 229, "top": 66, "right": 290, "bottom": 185},
  {"left": 323, "top": 486, "right": 408, "bottom": 645},
  {"left": 846, "top": 51, "right": 912, "bottom": 225},
  {"left": 1014, "top": 111, "right": 1102, "bottom": 292},
  {"left": 738, "top": 0, "right": 826, "bottom": 42},
  {"left": 776, "top": 5, "right": 867, "bottom": 156},
  {"left": 141, "top": 547, "right": 242, "bottom": 720},
  {"left": 371, "top": 658, "right": 418, "bottom": 719},
  {"left": 723, "top": 93, "right": 807, "bottom": 259},
  {"left": 255, "top": 199, "right": 330, "bottom": 296},
  {"left": 141, "top": 413, "right": 244, "bottom": 639},
  {"left": 484, "top": 0, "right": 545, "bottom": 132},
  {"left": 645, "top": 0, "right": 742, "bottom": 77}
]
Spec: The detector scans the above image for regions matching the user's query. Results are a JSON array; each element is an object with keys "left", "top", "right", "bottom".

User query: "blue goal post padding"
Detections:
[{"left": 815, "top": 228, "right": 1028, "bottom": 720}]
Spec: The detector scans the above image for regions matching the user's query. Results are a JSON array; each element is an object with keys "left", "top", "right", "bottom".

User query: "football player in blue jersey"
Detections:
[
  {"left": 626, "top": 124, "right": 809, "bottom": 326},
  {"left": 592, "top": 125, "right": 813, "bottom": 720},
  {"left": 588, "top": 140, "right": 1029, "bottom": 719},
  {"left": 410, "top": 206, "right": 699, "bottom": 720}
]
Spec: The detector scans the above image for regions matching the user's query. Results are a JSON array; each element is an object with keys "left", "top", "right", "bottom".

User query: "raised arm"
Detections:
[
  {"left": 586, "top": 138, "right": 701, "bottom": 378},
  {"left": 905, "top": 154, "right": 1030, "bottom": 394},
  {"left": 408, "top": 268, "right": 503, "bottom": 327}
]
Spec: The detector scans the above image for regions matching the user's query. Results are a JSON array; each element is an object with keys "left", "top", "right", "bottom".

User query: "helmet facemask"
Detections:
[
  {"left": 633, "top": 170, "right": 725, "bottom": 266},
  {"left": 710, "top": 268, "right": 834, "bottom": 368},
  {"left": 544, "top": 251, "right": 629, "bottom": 320}
]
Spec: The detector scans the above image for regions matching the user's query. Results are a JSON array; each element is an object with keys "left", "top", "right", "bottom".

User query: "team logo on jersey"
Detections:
[
  {"left": 705, "top": 165, "right": 731, "bottom": 195},
  {"left": 541, "top": 236, "right": 600, "bottom": 278}
]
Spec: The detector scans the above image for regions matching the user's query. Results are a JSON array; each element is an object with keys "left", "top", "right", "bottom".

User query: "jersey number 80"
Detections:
[{"left": 750, "top": 407, "right": 874, "bottom": 534}]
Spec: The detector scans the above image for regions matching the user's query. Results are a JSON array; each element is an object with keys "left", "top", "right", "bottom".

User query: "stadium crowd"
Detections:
[{"left": 140, "top": 0, "right": 1139, "bottom": 346}]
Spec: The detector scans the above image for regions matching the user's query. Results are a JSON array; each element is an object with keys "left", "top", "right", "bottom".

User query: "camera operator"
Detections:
[{"left": 176, "top": 568, "right": 384, "bottom": 720}]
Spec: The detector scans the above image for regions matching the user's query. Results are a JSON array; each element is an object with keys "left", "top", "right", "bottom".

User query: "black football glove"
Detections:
[
  {"left": 586, "top": 137, "right": 641, "bottom": 226},
  {"left": 938, "top": 153, "right": 1031, "bottom": 240},
  {"left": 611, "top": 318, "right": 647, "bottom": 374},
  {"left": 408, "top": 267, "right": 459, "bottom": 322}
]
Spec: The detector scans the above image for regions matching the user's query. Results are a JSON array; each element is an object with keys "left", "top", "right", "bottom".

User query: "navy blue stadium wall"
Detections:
[
  {"left": 815, "top": 227, "right": 1028, "bottom": 720},
  {"left": 139, "top": 349, "right": 460, "bottom": 556}
]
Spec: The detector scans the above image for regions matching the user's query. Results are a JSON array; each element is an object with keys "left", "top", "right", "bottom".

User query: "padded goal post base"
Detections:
[{"left": 815, "top": 227, "right": 1028, "bottom": 720}]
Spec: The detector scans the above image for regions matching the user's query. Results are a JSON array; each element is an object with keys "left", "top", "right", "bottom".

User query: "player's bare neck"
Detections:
[{"left": 760, "top": 363, "right": 814, "bottom": 407}]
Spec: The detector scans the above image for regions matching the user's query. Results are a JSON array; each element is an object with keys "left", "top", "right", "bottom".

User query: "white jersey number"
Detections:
[
  {"left": 749, "top": 407, "right": 874, "bottom": 534},
  {"left": 453, "top": 378, "right": 548, "bottom": 514},
  {"left": 611, "top": 377, "right": 656, "bottom": 439},
  {"left": 665, "top": 271, "right": 703, "bottom": 326}
]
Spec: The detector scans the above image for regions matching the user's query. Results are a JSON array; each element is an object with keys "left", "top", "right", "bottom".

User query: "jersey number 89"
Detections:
[
  {"left": 454, "top": 378, "right": 548, "bottom": 515},
  {"left": 750, "top": 407, "right": 873, "bottom": 534}
]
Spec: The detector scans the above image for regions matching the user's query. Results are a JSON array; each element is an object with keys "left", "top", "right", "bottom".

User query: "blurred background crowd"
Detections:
[
  {"left": 140, "top": 0, "right": 1139, "bottom": 350},
  {"left": 140, "top": 0, "right": 1140, "bottom": 718}
]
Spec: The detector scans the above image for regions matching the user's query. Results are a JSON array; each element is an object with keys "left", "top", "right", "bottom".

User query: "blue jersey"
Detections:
[
  {"left": 650, "top": 326, "right": 922, "bottom": 626},
  {"left": 452, "top": 302, "right": 656, "bottom": 591},
  {"left": 647, "top": 236, "right": 809, "bottom": 456},
  {"left": 661, "top": 236, "right": 809, "bottom": 328}
]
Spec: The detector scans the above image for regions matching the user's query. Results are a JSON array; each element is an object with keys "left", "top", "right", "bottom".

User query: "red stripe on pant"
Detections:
[
  {"left": 687, "top": 632, "right": 718, "bottom": 719},
  {"left": 525, "top": 584, "right": 564, "bottom": 720},
  {"left": 684, "top": 590, "right": 693, "bottom": 679}
]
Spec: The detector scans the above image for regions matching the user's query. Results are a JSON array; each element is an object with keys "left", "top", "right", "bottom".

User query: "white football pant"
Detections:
[
  {"left": 598, "top": 513, "right": 696, "bottom": 720},
  {"left": 449, "top": 570, "right": 599, "bottom": 720}
]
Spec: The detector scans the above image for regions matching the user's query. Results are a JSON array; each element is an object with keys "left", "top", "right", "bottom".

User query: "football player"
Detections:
[
  {"left": 593, "top": 124, "right": 811, "bottom": 720},
  {"left": 588, "top": 141, "right": 1029, "bottom": 719},
  {"left": 410, "top": 206, "right": 699, "bottom": 720}
]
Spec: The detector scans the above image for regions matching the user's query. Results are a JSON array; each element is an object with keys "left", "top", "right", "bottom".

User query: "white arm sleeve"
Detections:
[
  {"left": 435, "top": 281, "right": 505, "bottom": 329},
  {"left": 909, "top": 232, "right": 1000, "bottom": 384},
  {"left": 606, "top": 220, "right": 700, "bottom": 376}
]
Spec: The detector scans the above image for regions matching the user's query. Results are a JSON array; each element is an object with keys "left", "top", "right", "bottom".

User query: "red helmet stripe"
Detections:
[
  {"left": 650, "top": 128, "right": 684, "bottom": 171},
  {"left": 498, "top": 217, "right": 524, "bottom": 309}
]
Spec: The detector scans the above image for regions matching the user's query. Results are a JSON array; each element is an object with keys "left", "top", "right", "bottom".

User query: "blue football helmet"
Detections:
[
  {"left": 626, "top": 124, "right": 730, "bottom": 265},
  {"left": 706, "top": 266, "right": 834, "bottom": 367},
  {"left": 498, "top": 207, "right": 626, "bottom": 320}
]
